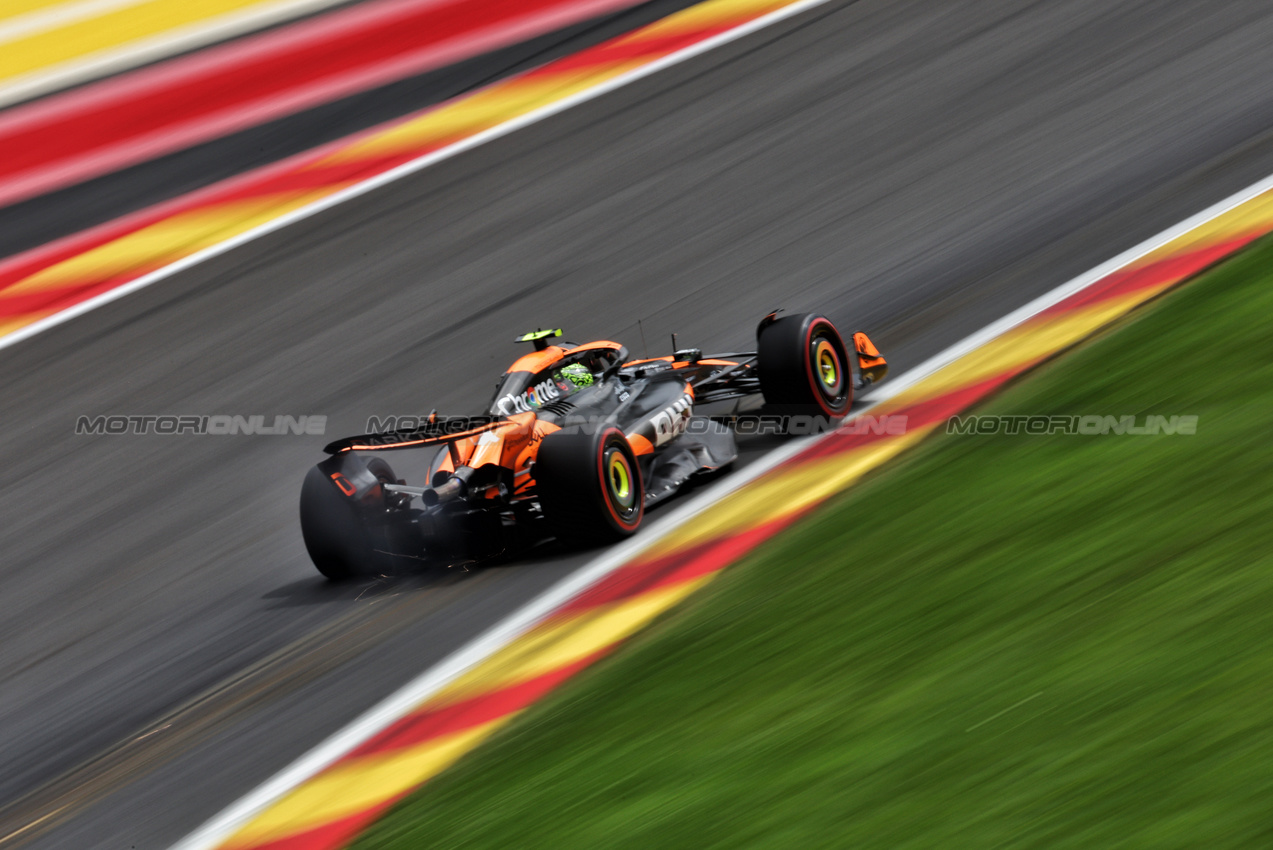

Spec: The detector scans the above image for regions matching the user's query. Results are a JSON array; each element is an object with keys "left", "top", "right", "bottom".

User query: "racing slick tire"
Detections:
[
  {"left": 757, "top": 313, "right": 852, "bottom": 417},
  {"left": 300, "top": 456, "right": 398, "bottom": 579},
  {"left": 536, "top": 426, "right": 644, "bottom": 545}
]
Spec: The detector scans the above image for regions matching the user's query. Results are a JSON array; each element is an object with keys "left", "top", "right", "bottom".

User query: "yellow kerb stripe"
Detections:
[
  {"left": 432, "top": 576, "right": 714, "bottom": 706},
  {"left": 646, "top": 426, "right": 936, "bottom": 558},
  {"left": 636, "top": 0, "right": 785, "bottom": 37},
  {"left": 324, "top": 68, "right": 648, "bottom": 164},
  {"left": 5, "top": 189, "right": 344, "bottom": 294},
  {"left": 0, "top": 314, "right": 46, "bottom": 337},
  {"left": 223, "top": 576, "right": 720, "bottom": 846},
  {"left": 223, "top": 720, "right": 505, "bottom": 848},
  {"left": 1136, "top": 189, "right": 1273, "bottom": 265},
  {"left": 888, "top": 291, "right": 1158, "bottom": 406},
  {"left": 0, "top": 0, "right": 72, "bottom": 21},
  {"left": 1, "top": 0, "right": 295, "bottom": 81}
]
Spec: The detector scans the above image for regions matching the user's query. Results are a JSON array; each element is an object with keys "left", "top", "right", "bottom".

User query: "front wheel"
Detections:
[
  {"left": 535, "top": 426, "right": 644, "bottom": 546},
  {"left": 757, "top": 313, "right": 852, "bottom": 417}
]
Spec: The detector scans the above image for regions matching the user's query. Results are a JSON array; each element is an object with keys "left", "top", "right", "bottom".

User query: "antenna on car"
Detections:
[
  {"left": 670, "top": 332, "right": 678, "bottom": 353},
  {"left": 638, "top": 319, "right": 649, "bottom": 359}
]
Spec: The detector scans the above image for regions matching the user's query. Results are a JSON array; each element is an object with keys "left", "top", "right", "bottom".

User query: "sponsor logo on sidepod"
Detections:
[{"left": 651, "top": 395, "right": 692, "bottom": 446}]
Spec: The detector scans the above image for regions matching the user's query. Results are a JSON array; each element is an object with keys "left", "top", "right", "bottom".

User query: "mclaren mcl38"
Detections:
[{"left": 301, "top": 311, "right": 886, "bottom": 578}]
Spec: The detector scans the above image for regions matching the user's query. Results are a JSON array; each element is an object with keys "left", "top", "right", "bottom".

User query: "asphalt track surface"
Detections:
[{"left": 5, "top": 0, "right": 1273, "bottom": 846}]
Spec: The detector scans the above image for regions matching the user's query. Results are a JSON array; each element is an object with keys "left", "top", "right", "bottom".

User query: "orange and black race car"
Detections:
[{"left": 300, "top": 311, "right": 887, "bottom": 578}]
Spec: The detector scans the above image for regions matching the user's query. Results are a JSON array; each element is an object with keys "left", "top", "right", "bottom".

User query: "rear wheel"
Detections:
[
  {"left": 757, "top": 313, "right": 852, "bottom": 416},
  {"left": 535, "top": 426, "right": 643, "bottom": 546},
  {"left": 300, "top": 456, "right": 397, "bottom": 579}
]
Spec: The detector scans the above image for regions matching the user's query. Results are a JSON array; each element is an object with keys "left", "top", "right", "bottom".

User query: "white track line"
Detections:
[{"left": 172, "top": 169, "right": 1273, "bottom": 850}]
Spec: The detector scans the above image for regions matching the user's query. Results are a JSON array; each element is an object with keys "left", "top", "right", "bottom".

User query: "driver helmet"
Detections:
[{"left": 555, "top": 362, "right": 594, "bottom": 390}]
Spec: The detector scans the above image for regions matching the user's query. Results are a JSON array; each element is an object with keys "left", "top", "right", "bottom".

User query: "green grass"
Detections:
[{"left": 355, "top": 239, "right": 1273, "bottom": 850}]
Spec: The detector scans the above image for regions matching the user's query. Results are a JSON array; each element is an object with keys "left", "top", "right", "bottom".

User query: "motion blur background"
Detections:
[{"left": 1, "top": 0, "right": 1271, "bottom": 847}]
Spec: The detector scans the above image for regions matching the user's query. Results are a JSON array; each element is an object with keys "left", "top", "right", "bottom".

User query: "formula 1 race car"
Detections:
[{"left": 300, "top": 311, "right": 887, "bottom": 578}]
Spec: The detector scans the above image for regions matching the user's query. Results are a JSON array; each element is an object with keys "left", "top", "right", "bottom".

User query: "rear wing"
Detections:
[{"left": 323, "top": 415, "right": 502, "bottom": 454}]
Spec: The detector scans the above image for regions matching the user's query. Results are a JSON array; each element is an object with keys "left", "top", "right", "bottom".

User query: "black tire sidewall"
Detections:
[
  {"left": 299, "top": 456, "right": 398, "bottom": 579},
  {"left": 536, "top": 426, "right": 644, "bottom": 544},
  {"left": 758, "top": 313, "right": 852, "bottom": 416}
]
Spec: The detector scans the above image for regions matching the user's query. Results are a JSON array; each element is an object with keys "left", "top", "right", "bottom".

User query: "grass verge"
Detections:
[{"left": 355, "top": 238, "right": 1273, "bottom": 849}]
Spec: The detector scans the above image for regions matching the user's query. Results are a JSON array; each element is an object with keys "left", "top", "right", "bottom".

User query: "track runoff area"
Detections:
[{"left": 163, "top": 40, "right": 1273, "bottom": 850}]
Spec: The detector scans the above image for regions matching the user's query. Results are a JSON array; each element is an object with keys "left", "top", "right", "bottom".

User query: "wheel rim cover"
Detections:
[
  {"left": 607, "top": 450, "right": 635, "bottom": 512},
  {"left": 812, "top": 337, "right": 843, "bottom": 397}
]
